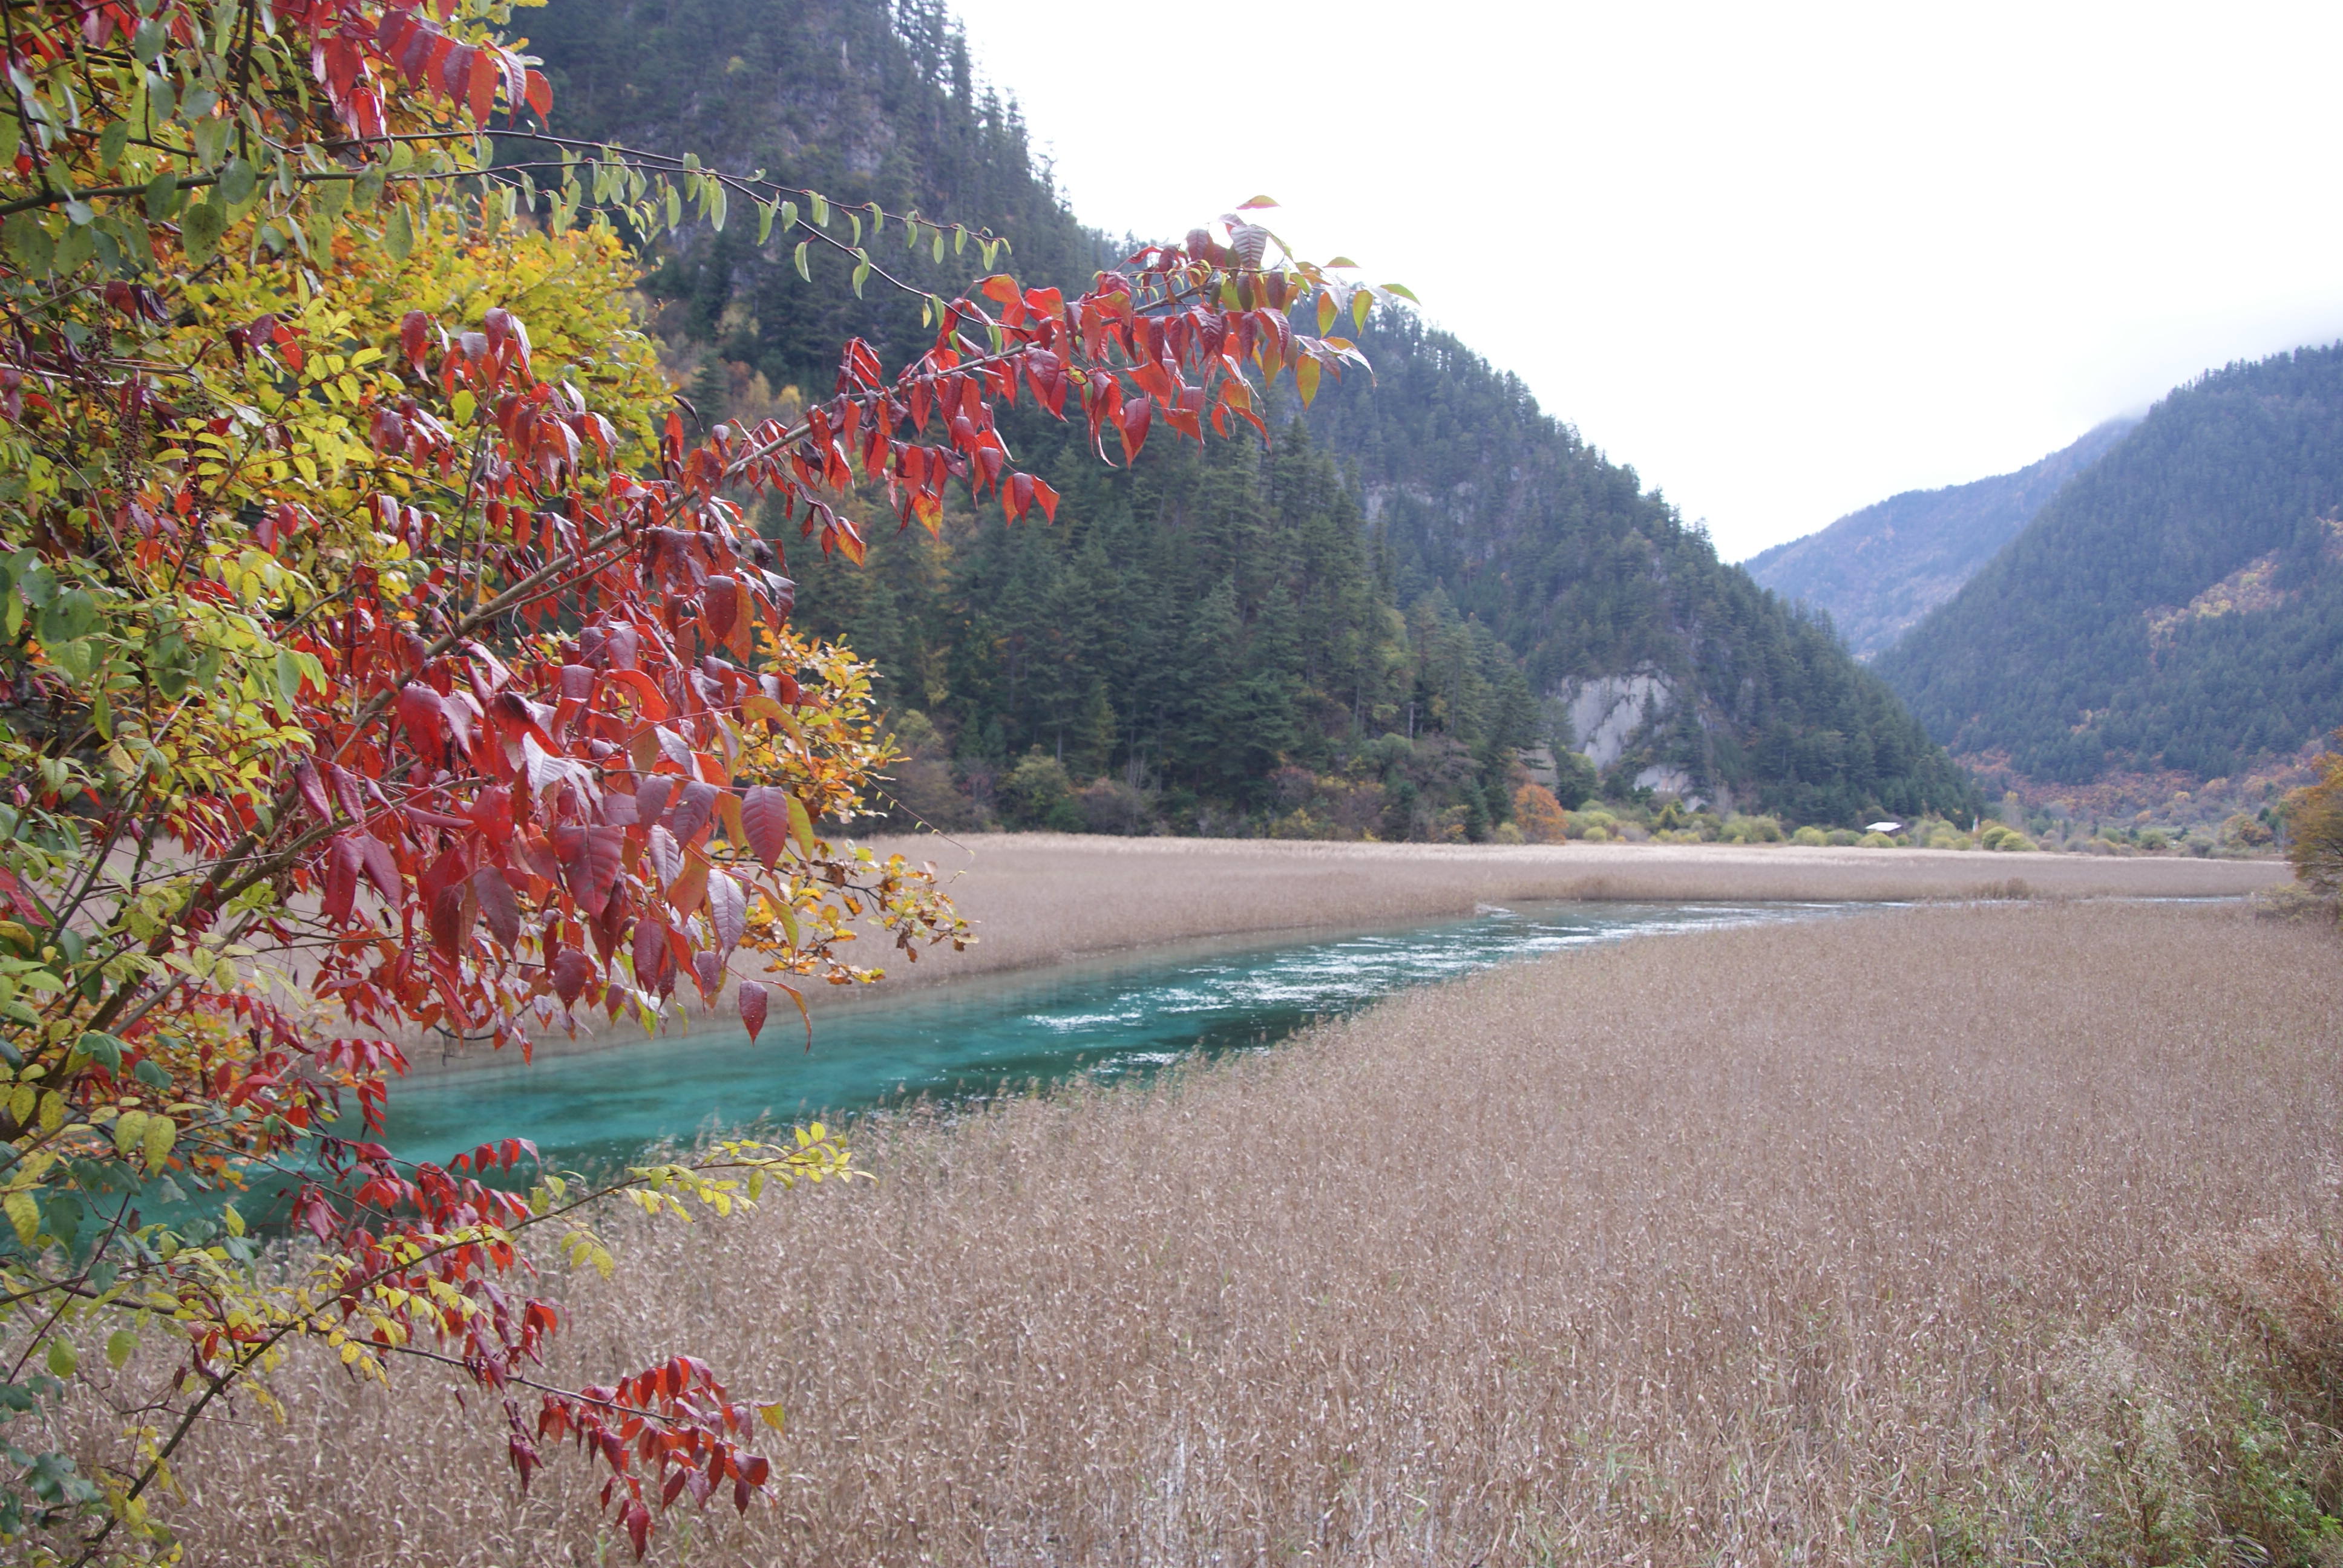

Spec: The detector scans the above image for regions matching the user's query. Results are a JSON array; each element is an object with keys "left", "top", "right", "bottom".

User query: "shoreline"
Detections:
[{"left": 398, "top": 836, "right": 2290, "bottom": 1077}]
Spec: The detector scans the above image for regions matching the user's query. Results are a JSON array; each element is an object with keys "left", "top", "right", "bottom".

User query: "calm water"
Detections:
[{"left": 378, "top": 901, "right": 1846, "bottom": 1173}]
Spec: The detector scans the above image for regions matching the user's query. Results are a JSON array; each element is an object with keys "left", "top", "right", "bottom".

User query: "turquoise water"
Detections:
[{"left": 379, "top": 901, "right": 1841, "bottom": 1174}]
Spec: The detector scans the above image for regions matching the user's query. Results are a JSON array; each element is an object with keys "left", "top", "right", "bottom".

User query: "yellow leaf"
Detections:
[
  {"left": 758, "top": 1402, "right": 786, "bottom": 1432},
  {"left": 3, "top": 1190, "right": 37, "bottom": 1246},
  {"left": 113, "top": 1110, "right": 148, "bottom": 1160},
  {"left": 143, "top": 1114, "right": 175, "bottom": 1174}
]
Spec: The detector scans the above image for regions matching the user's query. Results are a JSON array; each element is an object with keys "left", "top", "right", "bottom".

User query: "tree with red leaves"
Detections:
[{"left": 0, "top": 0, "right": 1394, "bottom": 1558}]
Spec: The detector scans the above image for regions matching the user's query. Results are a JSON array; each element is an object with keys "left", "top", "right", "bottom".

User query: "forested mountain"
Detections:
[
  {"left": 1298, "top": 316, "right": 1975, "bottom": 825},
  {"left": 1876, "top": 345, "right": 2343, "bottom": 785},
  {"left": 526, "top": 0, "right": 1980, "bottom": 832},
  {"left": 1746, "top": 419, "right": 2137, "bottom": 660},
  {"left": 522, "top": 0, "right": 1112, "bottom": 407}
]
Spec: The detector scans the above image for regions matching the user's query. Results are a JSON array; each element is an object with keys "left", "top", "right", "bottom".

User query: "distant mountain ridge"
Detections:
[
  {"left": 1745, "top": 418, "right": 2138, "bottom": 661},
  {"left": 1875, "top": 344, "right": 2343, "bottom": 787}
]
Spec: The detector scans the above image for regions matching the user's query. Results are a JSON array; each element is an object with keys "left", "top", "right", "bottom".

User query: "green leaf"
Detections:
[
  {"left": 980, "top": 238, "right": 998, "bottom": 271},
  {"left": 1381, "top": 283, "right": 1421, "bottom": 304},
  {"left": 38, "top": 589, "right": 99, "bottom": 644},
  {"left": 43, "top": 1340, "right": 74, "bottom": 1379},
  {"left": 103, "top": 1331, "right": 136, "bottom": 1370},
  {"left": 781, "top": 199, "right": 797, "bottom": 232},
  {"left": 274, "top": 648, "right": 304, "bottom": 708},
  {"left": 793, "top": 241, "right": 810, "bottom": 283},
  {"left": 2, "top": 213, "right": 54, "bottom": 274},
  {"left": 809, "top": 192, "right": 828, "bottom": 227},
  {"left": 218, "top": 158, "right": 256, "bottom": 207},
  {"left": 143, "top": 171, "right": 181, "bottom": 220},
  {"left": 709, "top": 181, "right": 727, "bottom": 234},
  {"left": 851, "top": 249, "right": 870, "bottom": 299},
  {"left": 97, "top": 121, "right": 128, "bottom": 174},
  {"left": 384, "top": 201, "right": 413, "bottom": 263},
  {"left": 954, "top": 225, "right": 967, "bottom": 256},
  {"left": 931, "top": 227, "right": 945, "bottom": 264},
  {"left": 180, "top": 198, "right": 226, "bottom": 264},
  {"left": 756, "top": 198, "right": 775, "bottom": 244}
]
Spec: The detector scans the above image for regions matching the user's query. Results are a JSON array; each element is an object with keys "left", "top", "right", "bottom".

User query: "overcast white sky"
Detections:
[{"left": 945, "top": 0, "right": 2343, "bottom": 563}]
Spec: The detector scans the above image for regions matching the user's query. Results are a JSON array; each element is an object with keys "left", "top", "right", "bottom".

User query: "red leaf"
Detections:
[
  {"left": 701, "top": 575, "right": 738, "bottom": 640},
  {"left": 552, "top": 947, "right": 592, "bottom": 1008},
  {"left": 523, "top": 67, "right": 552, "bottom": 117},
  {"left": 400, "top": 310, "right": 430, "bottom": 371},
  {"left": 398, "top": 682, "right": 447, "bottom": 771},
  {"left": 1118, "top": 396, "right": 1151, "bottom": 463},
  {"left": 739, "top": 786, "right": 790, "bottom": 869},
  {"left": 706, "top": 869, "right": 746, "bottom": 953},
  {"left": 632, "top": 912, "right": 672, "bottom": 993},
  {"left": 605, "top": 668, "right": 668, "bottom": 720},
  {"left": 293, "top": 759, "right": 332, "bottom": 823},
  {"left": 552, "top": 823, "right": 624, "bottom": 917},
  {"left": 356, "top": 834, "right": 402, "bottom": 904},
  {"left": 692, "top": 950, "right": 724, "bottom": 1004},
  {"left": 323, "top": 834, "right": 362, "bottom": 925},
  {"left": 737, "top": 981, "right": 768, "bottom": 1044},
  {"left": 329, "top": 762, "right": 368, "bottom": 825},
  {"left": 645, "top": 824, "right": 683, "bottom": 890},
  {"left": 667, "top": 781, "right": 721, "bottom": 847},
  {"left": 473, "top": 865, "right": 520, "bottom": 949}
]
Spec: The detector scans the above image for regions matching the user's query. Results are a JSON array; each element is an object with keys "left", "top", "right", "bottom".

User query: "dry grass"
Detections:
[
  {"left": 136, "top": 897, "right": 2343, "bottom": 1566},
  {"left": 839, "top": 834, "right": 2287, "bottom": 996}
]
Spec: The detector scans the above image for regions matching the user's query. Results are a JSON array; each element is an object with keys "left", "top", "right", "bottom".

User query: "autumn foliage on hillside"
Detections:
[{"left": 0, "top": 0, "right": 1395, "bottom": 1558}]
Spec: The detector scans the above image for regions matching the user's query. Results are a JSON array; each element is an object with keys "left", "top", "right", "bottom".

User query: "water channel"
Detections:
[{"left": 380, "top": 900, "right": 1852, "bottom": 1173}]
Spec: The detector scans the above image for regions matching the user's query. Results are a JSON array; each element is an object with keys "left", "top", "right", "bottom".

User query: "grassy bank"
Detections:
[
  {"left": 395, "top": 837, "right": 2282, "bottom": 1072},
  {"left": 846, "top": 834, "right": 2286, "bottom": 993},
  {"left": 155, "top": 898, "right": 2343, "bottom": 1564}
]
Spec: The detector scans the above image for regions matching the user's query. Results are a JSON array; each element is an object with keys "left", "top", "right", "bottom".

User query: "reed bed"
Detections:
[
  {"left": 842, "top": 834, "right": 2286, "bottom": 995},
  {"left": 142, "top": 898, "right": 2343, "bottom": 1565}
]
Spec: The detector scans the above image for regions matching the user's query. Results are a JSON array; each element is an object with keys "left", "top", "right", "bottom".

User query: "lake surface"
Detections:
[{"left": 381, "top": 901, "right": 1847, "bottom": 1173}]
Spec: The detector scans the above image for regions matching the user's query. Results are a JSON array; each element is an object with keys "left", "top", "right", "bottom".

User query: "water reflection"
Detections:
[{"left": 379, "top": 901, "right": 1843, "bottom": 1172}]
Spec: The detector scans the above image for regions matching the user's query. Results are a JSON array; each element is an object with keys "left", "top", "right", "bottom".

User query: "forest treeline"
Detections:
[
  {"left": 527, "top": 0, "right": 1981, "bottom": 834},
  {"left": 1878, "top": 345, "right": 2343, "bottom": 784}
]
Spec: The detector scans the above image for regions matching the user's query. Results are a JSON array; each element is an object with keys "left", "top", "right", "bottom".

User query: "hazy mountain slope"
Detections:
[
  {"left": 1875, "top": 344, "right": 2343, "bottom": 784},
  {"left": 1745, "top": 419, "right": 2138, "bottom": 660}
]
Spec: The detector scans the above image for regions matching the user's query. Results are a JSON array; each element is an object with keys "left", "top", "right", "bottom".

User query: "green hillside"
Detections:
[
  {"left": 1302, "top": 315, "right": 1976, "bottom": 825},
  {"left": 525, "top": 0, "right": 1979, "bottom": 832},
  {"left": 1746, "top": 419, "right": 2137, "bottom": 661},
  {"left": 1875, "top": 344, "right": 2343, "bottom": 783}
]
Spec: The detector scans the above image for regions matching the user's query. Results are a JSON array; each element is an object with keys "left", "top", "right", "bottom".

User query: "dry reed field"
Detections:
[
  {"left": 145, "top": 897, "right": 2343, "bottom": 1566},
  {"left": 839, "top": 834, "right": 2286, "bottom": 995}
]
